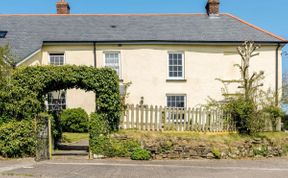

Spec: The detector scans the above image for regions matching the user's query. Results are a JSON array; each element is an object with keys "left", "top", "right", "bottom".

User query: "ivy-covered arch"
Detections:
[{"left": 0, "top": 65, "right": 121, "bottom": 130}]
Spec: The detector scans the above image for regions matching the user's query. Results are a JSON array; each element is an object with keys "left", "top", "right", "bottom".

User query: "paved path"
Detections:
[{"left": 1, "top": 158, "right": 288, "bottom": 178}]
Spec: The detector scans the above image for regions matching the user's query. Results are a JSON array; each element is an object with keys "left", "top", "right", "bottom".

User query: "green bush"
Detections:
[
  {"left": 89, "top": 113, "right": 140, "bottom": 157},
  {"left": 0, "top": 120, "right": 36, "bottom": 158},
  {"left": 60, "top": 108, "right": 89, "bottom": 133},
  {"left": 130, "top": 148, "right": 151, "bottom": 160},
  {"left": 89, "top": 113, "right": 110, "bottom": 155},
  {"left": 104, "top": 139, "right": 140, "bottom": 157},
  {"left": 263, "top": 106, "right": 285, "bottom": 131},
  {"left": 224, "top": 98, "right": 261, "bottom": 134},
  {"left": 211, "top": 148, "right": 221, "bottom": 159}
]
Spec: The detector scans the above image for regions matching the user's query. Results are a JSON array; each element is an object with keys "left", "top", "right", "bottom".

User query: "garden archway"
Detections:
[{"left": 0, "top": 65, "right": 121, "bottom": 130}]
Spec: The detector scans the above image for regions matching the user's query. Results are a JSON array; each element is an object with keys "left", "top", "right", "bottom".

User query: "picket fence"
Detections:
[{"left": 120, "top": 104, "right": 236, "bottom": 132}]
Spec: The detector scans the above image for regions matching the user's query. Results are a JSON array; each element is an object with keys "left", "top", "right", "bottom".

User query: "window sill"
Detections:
[{"left": 166, "top": 79, "right": 187, "bottom": 82}]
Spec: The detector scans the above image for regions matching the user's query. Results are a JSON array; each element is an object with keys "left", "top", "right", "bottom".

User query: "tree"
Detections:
[
  {"left": 212, "top": 41, "right": 266, "bottom": 134},
  {"left": 0, "top": 45, "right": 15, "bottom": 83},
  {"left": 217, "top": 41, "right": 264, "bottom": 101}
]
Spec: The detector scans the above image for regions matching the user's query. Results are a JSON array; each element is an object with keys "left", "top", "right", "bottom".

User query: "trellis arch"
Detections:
[{"left": 0, "top": 65, "right": 121, "bottom": 130}]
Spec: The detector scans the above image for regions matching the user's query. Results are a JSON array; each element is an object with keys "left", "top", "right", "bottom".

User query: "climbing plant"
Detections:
[{"left": 0, "top": 65, "right": 121, "bottom": 130}]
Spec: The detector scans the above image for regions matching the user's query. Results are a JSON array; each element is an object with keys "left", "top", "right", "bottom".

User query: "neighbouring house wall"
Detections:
[
  {"left": 19, "top": 44, "right": 281, "bottom": 111},
  {"left": 20, "top": 50, "right": 42, "bottom": 66}
]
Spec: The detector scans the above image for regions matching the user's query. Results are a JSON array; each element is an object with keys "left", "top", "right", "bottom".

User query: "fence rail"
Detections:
[{"left": 120, "top": 104, "right": 236, "bottom": 132}]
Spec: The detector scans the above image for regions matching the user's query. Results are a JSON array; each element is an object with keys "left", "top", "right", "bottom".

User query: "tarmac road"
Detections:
[{"left": 1, "top": 158, "right": 288, "bottom": 178}]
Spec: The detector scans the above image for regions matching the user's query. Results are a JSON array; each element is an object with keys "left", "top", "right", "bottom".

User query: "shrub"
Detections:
[
  {"left": 130, "top": 148, "right": 151, "bottom": 160},
  {"left": 89, "top": 113, "right": 110, "bottom": 155},
  {"left": 104, "top": 139, "right": 140, "bottom": 157},
  {"left": 263, "top": 106, "right": 285, "bottom": 131},
  {"left": 89, "top": 113, "right": 140, "bottom": 157},
  {"left": 60, "top": 108, "right": 89, "bottom": 133},
  {"left": 211, "top": 148, "right": 221, "bottom": 159},
  {"left": 224, "top": 98, "right": 258, "bottom": 134},
  {"left": 0, "top": 120, "right": 36, "bottom": 158}
]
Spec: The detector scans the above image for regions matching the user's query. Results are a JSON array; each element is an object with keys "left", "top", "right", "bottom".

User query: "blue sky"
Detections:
[{"left": 0, "top": 0, "right": 287, "bottom": 72}]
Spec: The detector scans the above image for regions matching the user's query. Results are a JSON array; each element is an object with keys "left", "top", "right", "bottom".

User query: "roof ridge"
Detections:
[
  {"left": 223, "top": 13, "right": 287, "bottom": 42},
  {"left": 0, "top": 13, "right": 207, "bottom": 17}
]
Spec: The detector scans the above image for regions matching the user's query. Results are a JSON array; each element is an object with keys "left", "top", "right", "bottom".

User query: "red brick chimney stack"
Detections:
[
  {"left": 56, "top": 0, "right": 70, "bottom": 14},
  {"left": 206, "top": 0, "right": 220, "bottom": 16}
]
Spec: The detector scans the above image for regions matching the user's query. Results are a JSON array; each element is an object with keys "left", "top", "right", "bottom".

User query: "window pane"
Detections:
[
  {"left": 173, "top": 54, "right": 178, "bottom": 60},
  {"left": 167, "top": 95, "right": 186, "bottom": 108},
  {"left": 168, "top": 53, "right": 183, "bottom": 78},
  {"left": 50, "top": 54, "right": 64, "bottom": 66},
  {"left": 105, "top": 52, "right": 120, "bottom": 76}
]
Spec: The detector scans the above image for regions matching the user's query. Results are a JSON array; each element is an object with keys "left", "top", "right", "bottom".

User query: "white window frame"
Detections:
[
  {"left": 48, "top": 53, "right": 65, "bottom": 66},
  {"left": 103, "top": 51, "right": 121, "bottom": 78},
  {"left": 166, "top": 94, "right": 187, "bottom": 108},
  {"left": 47, "top": 90, "right": 67, "bottom": 111},
  {"left": 167, "top": 52, "right": 185, "bottom": 80}
]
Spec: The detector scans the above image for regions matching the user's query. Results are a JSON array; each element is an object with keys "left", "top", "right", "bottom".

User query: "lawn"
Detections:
[{"left": 62, "top": 132, "right": 89, "bottom": 143}]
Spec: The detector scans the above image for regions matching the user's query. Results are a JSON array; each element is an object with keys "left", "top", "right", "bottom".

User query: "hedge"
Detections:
[{"left": 0, "top": 120, "right": 36, "bottom": 158}]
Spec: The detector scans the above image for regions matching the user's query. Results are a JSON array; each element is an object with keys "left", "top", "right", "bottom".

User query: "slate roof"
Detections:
[{"left": 0, "top": 13, "right": 286, "bottom": 63}]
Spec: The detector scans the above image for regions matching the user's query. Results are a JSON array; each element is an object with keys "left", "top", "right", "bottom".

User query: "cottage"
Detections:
[{"left": 0, "top": 0, "right": 286, "bottom": 113}]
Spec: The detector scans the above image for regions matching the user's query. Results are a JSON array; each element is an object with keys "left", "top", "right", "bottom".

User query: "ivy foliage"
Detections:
[{"left": 0, "top": 65, "right": 121, "bottom": 130}]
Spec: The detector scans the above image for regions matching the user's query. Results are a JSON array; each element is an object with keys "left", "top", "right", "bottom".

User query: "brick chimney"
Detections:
[
  {"left": 56, "top": 0, "right": 70, "bottom": 14},
  {"left": 206, "top": 0, "right": 220, "bottom": 16}
]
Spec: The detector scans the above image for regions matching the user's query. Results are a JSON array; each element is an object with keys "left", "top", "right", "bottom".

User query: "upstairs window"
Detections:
[
  {"left": 168, "top": 52, "right": 184, "bottom": 79},
  {"left": 49, "top": 54, "right": 64, "bottom": 66},
  {"left": 104, "top": 52, "right": 120, "bottom": 76}
]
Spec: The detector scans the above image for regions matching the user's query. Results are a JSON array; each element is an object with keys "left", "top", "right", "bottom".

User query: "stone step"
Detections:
[
  {"left": 57, "top": 144, "right": 89, "bottom": 151},
  {"left": 52, "top": 150, "right": 89, "bottom": 156}
]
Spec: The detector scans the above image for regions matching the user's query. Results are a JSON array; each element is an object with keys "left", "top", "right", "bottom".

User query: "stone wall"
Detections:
[{"left": 112, "top": 133, "right": 288, "bottom": 160}]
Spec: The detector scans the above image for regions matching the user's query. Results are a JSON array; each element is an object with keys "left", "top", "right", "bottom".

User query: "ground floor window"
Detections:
[
  {"left": 48, "top": 90, "right": 66, "bottom": 111},
  {"left": 166, "top": 95, "right": 186, "bottom": 122},
  {"left": 166, "top": 95, "right": 186, "bottom": 108}
]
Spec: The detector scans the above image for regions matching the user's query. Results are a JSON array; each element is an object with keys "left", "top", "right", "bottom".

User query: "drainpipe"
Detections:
[
  {"left": 93, "top": 41, "right": 97, "bottom": 112},
  {"left": 93, "top": 42, "right": 97, "bottom": 68},
  {"left": 275, "top": 43, "right": 281, "bottom": 106},
  {"left": 90, "top": 42, "right": 97, "bottom": 159}
]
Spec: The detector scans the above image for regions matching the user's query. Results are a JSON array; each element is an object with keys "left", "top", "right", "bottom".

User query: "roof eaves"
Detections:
[
  {"left": 223, "top": 13, "right": 287, "bottom": 42},
  {"left": 0, "top": 13, "right": 206, "bottom": 17},
  {"left": 43, "top": 40, "right": 287, "bottom": 44}
]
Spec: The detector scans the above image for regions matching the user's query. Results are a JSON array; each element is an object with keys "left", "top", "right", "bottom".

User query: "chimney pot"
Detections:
[
  {"left": 56, "top": 0, "right": 70, "bottom": 14},
  {"left": 206, "top": 0, "right": 220, "bottom": 16}
]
